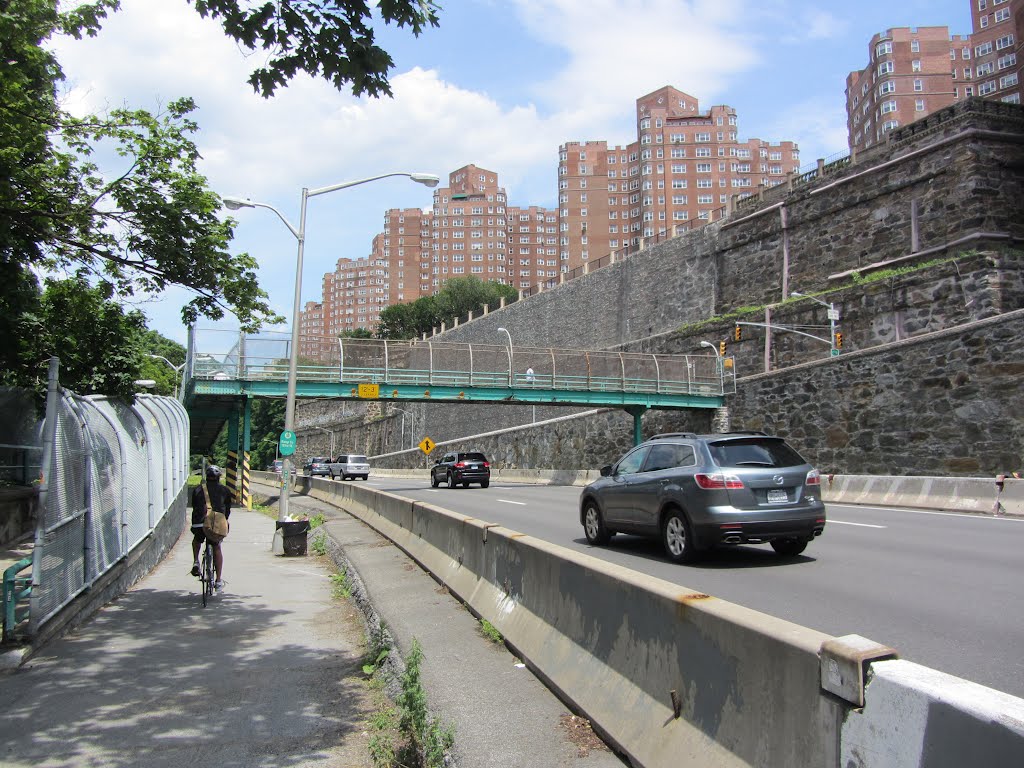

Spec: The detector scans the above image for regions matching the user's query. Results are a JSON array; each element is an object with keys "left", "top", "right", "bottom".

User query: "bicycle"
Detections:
[{"left": 199, "top": 539, "right": 216, "bottom": 607}]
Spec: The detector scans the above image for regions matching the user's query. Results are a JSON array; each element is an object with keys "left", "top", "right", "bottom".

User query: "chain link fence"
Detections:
[{"left": 4, "top": 372, "right": 190, "bottom": 639}]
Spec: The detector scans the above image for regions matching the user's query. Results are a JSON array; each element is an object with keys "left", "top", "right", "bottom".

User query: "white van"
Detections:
[{"left": 329, "top": 454, "right": 370, "bottom": 481}]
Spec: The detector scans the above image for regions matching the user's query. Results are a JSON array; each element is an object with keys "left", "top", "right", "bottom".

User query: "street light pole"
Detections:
[
  {"left": 497, "top": 327, "right": 514, "bottom": 386},
  {"left": 147, "top": 354, "right": 186, "bottom": 398},
  {"left": 224, "top": 172, "right": 439, "bottom": 521},
  {"left": 313, "top": 426, "right": 335, "bottom": 457},
  {"left": 390, "top": 406, "right": 415, "bottom": 450},
  {"left": 791, "top": 291, "right": 838, "bottom": 352}
]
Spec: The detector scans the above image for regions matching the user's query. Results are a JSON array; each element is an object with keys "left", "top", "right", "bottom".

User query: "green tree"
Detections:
[
  {"left": 63, "top": 1, "right": 442, "bottom": 98},
  {"left": 376, "top": 278, "right": 517, "bottom": 340},
  {"left": 0, "top": 269, "right": 151, "bottom": 402}
]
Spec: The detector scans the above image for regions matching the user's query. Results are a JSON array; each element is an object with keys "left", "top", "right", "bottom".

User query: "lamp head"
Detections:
[
  {"left": 133, "top": 379, "right": 157, "bottom": 389},
  {"left": 410, "top": 173, "right": 441, "bottom": 188},
  {"left": 222, "top": 196, "right": 254, "bottom": 210},
  {"left": 790, "top": 291, "right": 805, "bottom": 298},
  {"left": 700, "top": 341, "right": 714, "bottom": 349},
  {"left": 497, "top": 327, "right": 507, "bottom": 332}
]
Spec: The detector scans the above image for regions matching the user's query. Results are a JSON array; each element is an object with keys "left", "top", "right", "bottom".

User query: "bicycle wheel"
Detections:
[{"left": 202, "top": 543, "right": 215, "bottom": 606}]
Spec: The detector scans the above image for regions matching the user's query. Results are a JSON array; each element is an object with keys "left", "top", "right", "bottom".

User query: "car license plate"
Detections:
[
  {"left": 468, "top": 463, "right": 479, "bottom": 470},
  {"left": 767, "top": 489, "right": 788, "bottom": 504}
]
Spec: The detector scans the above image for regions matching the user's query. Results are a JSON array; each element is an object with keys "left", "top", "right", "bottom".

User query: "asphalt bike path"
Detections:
[{"left": 1, "top": 507, "right": 376, "bottom": 768}]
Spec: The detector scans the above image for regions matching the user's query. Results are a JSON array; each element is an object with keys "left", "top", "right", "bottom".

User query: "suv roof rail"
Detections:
[
  {"left": 715, "top": 430, "right": 771, "bottom": 437},
  {"left": 649, "top": 432, "right": 698, "bottom": 440}
]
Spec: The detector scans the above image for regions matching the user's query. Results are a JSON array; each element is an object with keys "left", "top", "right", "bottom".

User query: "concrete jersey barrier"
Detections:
[{"left": 254, "top": 472, "right": 1024, "bottom": 767}]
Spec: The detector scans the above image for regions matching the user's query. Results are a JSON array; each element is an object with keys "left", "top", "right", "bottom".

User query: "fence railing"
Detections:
[{"left": 0, "top": 368, "right": 189, "bottom": 642}]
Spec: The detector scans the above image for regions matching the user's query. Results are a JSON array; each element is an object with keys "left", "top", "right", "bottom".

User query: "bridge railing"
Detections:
[{"left": 188, "top": 330, "right": 737, "bottom": 397}]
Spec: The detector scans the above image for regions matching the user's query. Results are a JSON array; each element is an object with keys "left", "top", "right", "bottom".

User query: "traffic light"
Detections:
[
  {"left": 835, "top": 332, "right": 843, "bottom": 349},
  {"left": 719, "top": 340, "right": 727, "bottom": 356},
  {"left": 734, "top": 324, "right": 742, "bottom": 342}
]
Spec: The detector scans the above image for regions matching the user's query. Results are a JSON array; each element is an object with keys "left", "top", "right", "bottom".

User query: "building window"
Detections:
[
  {"left": 878, "top": 60, "right": 894, "bottom": 76},
  {"left": 1000, "top": 73, "right": 1019, "bottom": 89},
  {"left": 995, "top": 35, "right": 1014, "bottom": 51},
  {"left": 876, "top": 41, "right": 892, "bottom": 57},
  {"left": 880, "top": 100, "right": 897, "bottom": 114},
  {"left": 1002, "top": 93, "right": 1021, "bottom": 104},
  {"left": 879, "top": 80, "right": 896, "bottom": 95},
  {"left": 915, "top": 98, "right": 926, "bottom": 111},
  {"left": 914, "top": 79, "right": 924, "bottom": 92},
  {"left": 980, "top": 14, "right": 989, "bottom": 28},
  {"left": 995, "top": 7, "right": 1010, "bottom": 22},
  {"left": 977, "top": 62, "right": 993, "bottom": 76},
  {"left": 912, "top": 60, "right": 922, "bottom": 72},
  {"left": 979, "top": 79, "right": 997, "bottom": 95},
  {"left": 976, "top": 42, "right": 993, "bottom": 56},
  {"left": 997, "top": 53, "right": 1016, "bottom": 70},
  {"left": 911, "top": 39, "right": 920, "bottom": 53}
]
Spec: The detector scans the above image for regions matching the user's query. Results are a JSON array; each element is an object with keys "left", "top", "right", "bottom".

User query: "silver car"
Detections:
[{"left": 579, "top": 432, "right": 826, "bottom": 563}]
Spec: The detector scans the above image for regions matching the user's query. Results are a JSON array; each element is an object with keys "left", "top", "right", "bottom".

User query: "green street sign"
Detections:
[
  {"left": 279, "top": 430, "right": 297, "bottom": 456},
  {"left": 830, "top": 349, "right": 840, "bottom": 357}
]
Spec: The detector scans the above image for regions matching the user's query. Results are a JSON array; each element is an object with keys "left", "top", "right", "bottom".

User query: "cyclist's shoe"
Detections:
[
  {"left": 190, "top": 563, "right": 201, "bottom": 577},
  {"left": 214, "top": 579, "right": 225, "bottom": 592}
]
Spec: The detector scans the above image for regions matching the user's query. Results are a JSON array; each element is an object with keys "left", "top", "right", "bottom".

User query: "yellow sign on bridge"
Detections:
[
  {"left": 418, "top": 437, "right": 435, "bottom": 455},
  {"left": 358, "top": 383, "right": 380, "bottom": 399}
]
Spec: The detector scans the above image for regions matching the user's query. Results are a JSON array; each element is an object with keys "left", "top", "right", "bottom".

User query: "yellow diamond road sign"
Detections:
[
  {"left": 358, "top": 383, "right": 380, "bottom": 399},
  {"left": 418, "top": 437, "right": 435, "bottom": 455}
]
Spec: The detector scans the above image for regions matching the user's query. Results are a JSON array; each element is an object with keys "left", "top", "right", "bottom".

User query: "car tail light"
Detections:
[
  {"left": 806, "top": 469, "right": 821, "bottom": 486},
  {"left": 694, "top": 473, "right": 744, "bottom": 490},
  {"left": 454, "top": 461, "right": 466, "bottom": 468},
  {"left": 483, "top": 462, "right": 490, "bottom": 468}
]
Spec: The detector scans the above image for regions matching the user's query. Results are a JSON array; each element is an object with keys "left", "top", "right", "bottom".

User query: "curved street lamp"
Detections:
[
  {"left": 791, "top": 291, "right": 838, "bottom": 352},
  {"left": 497, "top": 327, "right": 514, "bottom": 386},
  {"left": 224, "top": 171, "right": 440, "bottom": 521},
  {"left": 148, "top": 354, "right": 187, "bottom": 398}
]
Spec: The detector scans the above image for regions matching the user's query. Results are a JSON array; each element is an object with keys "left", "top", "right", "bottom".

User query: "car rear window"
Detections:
[
  {"left": 349, "top": 455, "right": 367, "bottom": 463},
  {"left": 458, "top": 452, "right": 488, "bottom": 462},
  {"left": 708, "top": 438, "right": 805, "bottom": 469},
  {"left": 311, "top": 457, "right": 329, "bottom": 463}
]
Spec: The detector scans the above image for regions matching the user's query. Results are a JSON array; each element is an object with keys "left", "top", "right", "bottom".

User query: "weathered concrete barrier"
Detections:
[
  {"left": 821, "top": 474, "right": 1020, "bottom": 516},
  {"left": 256, "top": 473, "right": 1024, "bottom": 766}
]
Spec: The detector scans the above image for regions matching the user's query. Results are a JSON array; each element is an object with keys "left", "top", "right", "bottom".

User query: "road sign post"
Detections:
[{"left": 279, "top": 430, "right": 296, "bottom": 456}]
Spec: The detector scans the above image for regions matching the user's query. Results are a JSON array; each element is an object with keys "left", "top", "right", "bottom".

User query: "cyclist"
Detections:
[{"left": 190, "top": 465, "right": 232, "bottom": 591}]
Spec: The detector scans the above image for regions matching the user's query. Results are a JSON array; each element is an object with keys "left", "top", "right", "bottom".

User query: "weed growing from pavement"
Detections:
[
  {"left": 479, "top": 619, "right": 503, "bottom": 644},
  {"left": 363, "top": 623, "right": 390, "bottom": 676},
  {"left": 368, "top": 706, "right": 398, "bottom": 767},
  {"left": 310, "top": 531, "right": 328, "bottom": 556},
  {"left": 309, "top": 512, "right": 327, "bottom": 528},
  {"left": 397, "top": 639, "right": 455, "bottom": 768},
  {"left": 330, "top": 569, "right": 352, "bottom": 599}
]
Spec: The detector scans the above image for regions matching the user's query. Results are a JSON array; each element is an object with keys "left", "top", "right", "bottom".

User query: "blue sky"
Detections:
[{"left": 51, "top": 0, "right": 973, "bottom": 347}]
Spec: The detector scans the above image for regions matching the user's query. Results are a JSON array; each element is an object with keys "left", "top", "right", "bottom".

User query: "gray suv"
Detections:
[{"left": 579, "top": 432, "right": 826, "bottom": 563}]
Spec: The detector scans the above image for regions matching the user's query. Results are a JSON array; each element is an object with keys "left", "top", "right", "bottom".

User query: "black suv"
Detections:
[
  {"left": 431, "top": 451, "right": 491, "bottom": 488},
  {"left": 303, "top": 457, "right": 332, "bottom": 477},
  {"left": 579, "top": 432, "right": 826, "bottom": 563}
]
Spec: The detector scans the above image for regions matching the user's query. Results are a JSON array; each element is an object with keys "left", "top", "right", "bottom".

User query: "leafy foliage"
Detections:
[
  {"left": 377, "top": 277, "right": 518, "bottom": 339},
  {"left": 187, "top": 0, "right": 442, "bottom": 97},
  {"left": 0, "top": 268, "right": 150, "bottom": 402},
  {"left": 396, "top": 639, "right": 454, "bottom": 768}
]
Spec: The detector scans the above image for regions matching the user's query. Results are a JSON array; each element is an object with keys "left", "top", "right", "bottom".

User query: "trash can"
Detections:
[{"left": 275, "top": 520, "right": 310, "bottom": 557}]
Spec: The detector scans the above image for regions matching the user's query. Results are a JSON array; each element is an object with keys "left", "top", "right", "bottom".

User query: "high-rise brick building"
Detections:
[
  {"left": 299, "top": 88, "right": 799, "bottom": 340},
  {"left": 559, "top": 86, "right": 799, "bottom": 264},
  {"left": 846, "top": 0, "right": 1021, "bottom": 152}
]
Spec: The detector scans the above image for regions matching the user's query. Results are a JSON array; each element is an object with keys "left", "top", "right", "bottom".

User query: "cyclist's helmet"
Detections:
[{"left": 205, "top": 465, "right": 222, "bottom": 479}]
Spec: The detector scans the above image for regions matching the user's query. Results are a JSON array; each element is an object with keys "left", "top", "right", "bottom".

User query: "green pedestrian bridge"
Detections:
[{"left": 182, "top": 329, "right": 735, "bottom": 456}]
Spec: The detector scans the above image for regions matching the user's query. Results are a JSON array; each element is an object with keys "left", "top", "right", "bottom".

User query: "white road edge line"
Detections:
[
  {"left": 498, "top": 499, "right": 527, "bottom": 506},
  {"left": 828, "top": 520, "right": 887, "bottom": 529}
]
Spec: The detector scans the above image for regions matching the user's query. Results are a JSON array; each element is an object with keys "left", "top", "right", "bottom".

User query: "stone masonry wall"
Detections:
[{"left": 297, "top": 101, "right": 1024, "bottom": 477}]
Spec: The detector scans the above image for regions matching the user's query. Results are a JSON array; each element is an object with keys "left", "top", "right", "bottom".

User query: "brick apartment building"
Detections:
[
  {"left": 298, "top": 87, "right": 800, "bottom": 340},
  {"left": 846, "top": 0, "right": 1022, "bottom": 151},
  {"left": 559, "top": 86, "right": 799, "bottom": 265}
]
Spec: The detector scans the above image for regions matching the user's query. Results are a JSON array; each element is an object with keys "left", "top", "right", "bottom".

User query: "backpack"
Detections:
[{"left": 199, "top": 481, "right": 230, "bottom": 543}]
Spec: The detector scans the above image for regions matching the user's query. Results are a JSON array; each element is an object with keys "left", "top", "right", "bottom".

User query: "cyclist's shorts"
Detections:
[{"left": 192, "top": 526, "right": 221, "bottom": 546}]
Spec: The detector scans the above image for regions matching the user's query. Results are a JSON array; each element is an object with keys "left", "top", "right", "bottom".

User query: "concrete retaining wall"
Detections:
[{"left": 260, "top": 472, "right": 1024, "bottom": 767}]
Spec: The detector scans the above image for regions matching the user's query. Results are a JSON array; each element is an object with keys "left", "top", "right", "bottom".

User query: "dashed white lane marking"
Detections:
[
  {"left": 498, "top": 499, "right": 527, "bottom": 506},
  {"left": 828, "top": 520, "right": 886, "bottom": 529}
]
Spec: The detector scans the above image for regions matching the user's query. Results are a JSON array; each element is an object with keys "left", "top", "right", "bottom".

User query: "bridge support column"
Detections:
[
  {"left": 240, "top": 397, "right": 252, "bottom": 509},
  {"left": 226, "top": 407, "right": 240, "bottom": 504},
  {"left": 625, "top": 406, "right": 647, "bottom": 446}
]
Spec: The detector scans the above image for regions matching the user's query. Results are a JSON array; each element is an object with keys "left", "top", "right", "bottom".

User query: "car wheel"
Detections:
[
  {"left": 771, "top": 538, "right": 808, "bottom": 557},
  {"left": 582, "top": 501, "right": 611, "bottom": 545},
  {"left": 462, "top": 481, "right": 470, "bottom": 488},
  {"left": 431, "top": 472, "right": 439, "bottom": 488},
  {"left": 662, "top": 509, "right": 700, "bottom": 564},
  {"left": 481, "top": 480, "right": 489, "bottom": 489},
  {"left": 447, "top": 472, "right": 455, "bottom": 488},
  {"left": 361, "top": 475, "right": 368, "bottom": 481}
]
